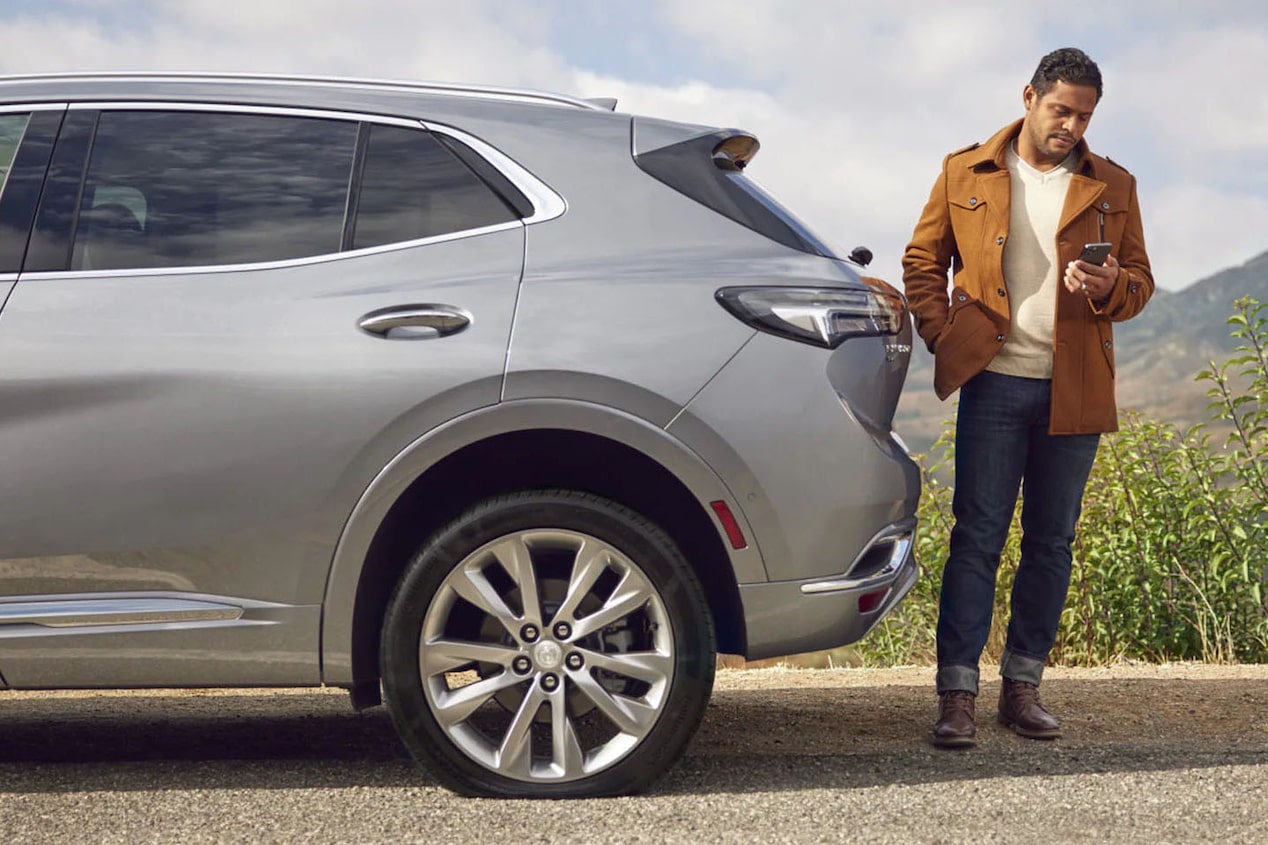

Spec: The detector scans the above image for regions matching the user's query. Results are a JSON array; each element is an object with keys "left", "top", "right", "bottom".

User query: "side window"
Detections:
[
  {"left": 0, "top": 113, "right": 31, "bottom": 203},
  {"left": 351, "top": 123, "right": 517, "bottom": 250},
  {"left": 72, "top": 110, "right": 358, "bottom": 271},
  {"left": 90, "top": 186, "right": 148, "bottom": 228}
]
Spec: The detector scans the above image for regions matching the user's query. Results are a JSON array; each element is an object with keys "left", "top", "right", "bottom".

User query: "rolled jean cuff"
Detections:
[
  {"left": 1000, "top": 648, "right": 1046, "bottom": 686},
  {"left": 936, "top": 664, "right": 980, "bottom": 695}
]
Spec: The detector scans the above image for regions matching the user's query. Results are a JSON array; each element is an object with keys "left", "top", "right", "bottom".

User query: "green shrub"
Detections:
[{"left": 857, "top": 297, "right": 1268, "bottom": 667}]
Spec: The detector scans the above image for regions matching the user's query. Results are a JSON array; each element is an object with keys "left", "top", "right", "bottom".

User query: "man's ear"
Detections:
[{"left": 1022, "top": 84, "right": 1037, "bottom": 112}]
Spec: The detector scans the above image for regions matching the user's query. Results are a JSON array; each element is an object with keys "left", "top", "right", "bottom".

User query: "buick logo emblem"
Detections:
[
  {"left": 533, "top": 640, "right": 563, "bottom": 670},
  {"left": 885, "top": 342, "right": 912, "bottom": 361}
]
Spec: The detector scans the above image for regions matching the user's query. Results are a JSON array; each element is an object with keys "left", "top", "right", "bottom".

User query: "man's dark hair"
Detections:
[{"left": 1030, "top": 48, "right": 1103, "bottom": 101}]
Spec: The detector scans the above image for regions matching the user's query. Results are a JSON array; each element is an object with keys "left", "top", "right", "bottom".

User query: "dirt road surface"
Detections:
[{"left": 1, "top": 663, "right": 1266, "bottom": 844}]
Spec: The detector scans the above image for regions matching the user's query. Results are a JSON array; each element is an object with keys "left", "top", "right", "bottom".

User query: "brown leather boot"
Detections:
[
  {"left": 932, "top": 690, "right": 977, "bottom": 748},
  {"left": 997, "top": 678, "right": 1061, "bottom": 739}
]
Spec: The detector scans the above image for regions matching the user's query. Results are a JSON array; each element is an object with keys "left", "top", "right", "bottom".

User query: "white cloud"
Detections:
[
  {"left": 0, "top": 1, "right": 573, "bottom": 86},
  {"left": 1146, "top": 184, "right": 1268, "bottom": 290},
  {"left": 1115, "top": 26, "right": 1268, "bottom": 154}
]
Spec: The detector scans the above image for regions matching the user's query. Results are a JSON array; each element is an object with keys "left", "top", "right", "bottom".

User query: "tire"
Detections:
[{"left": 380, "top": 489, "right": 716, "bottom": 798}]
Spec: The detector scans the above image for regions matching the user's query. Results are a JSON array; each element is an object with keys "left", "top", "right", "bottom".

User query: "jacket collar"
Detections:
[{"left": 965, "top": 118, "right": 1099, "bottom": 179}]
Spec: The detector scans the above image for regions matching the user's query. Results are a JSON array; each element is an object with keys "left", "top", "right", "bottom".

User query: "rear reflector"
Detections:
[
  {"left": 710, "top": 500, "right": 748, "bottom": 550},
  {"left": 858, "top": 588, "right": 889, "bottom": 614}
]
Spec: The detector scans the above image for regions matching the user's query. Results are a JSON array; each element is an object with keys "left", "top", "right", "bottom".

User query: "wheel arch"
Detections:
[{"left": 321, "top": 401, "right": 758, "bottom": 696}]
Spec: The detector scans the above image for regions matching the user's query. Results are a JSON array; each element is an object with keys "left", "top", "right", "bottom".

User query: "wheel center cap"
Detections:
[{"left": 533, "top": 640, "right": 563, "bottom": 670}]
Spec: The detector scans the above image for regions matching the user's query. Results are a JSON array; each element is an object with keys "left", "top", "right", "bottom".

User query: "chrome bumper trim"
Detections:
[{"left": 799, "top": 522, "right": 916, "bottom": 595}]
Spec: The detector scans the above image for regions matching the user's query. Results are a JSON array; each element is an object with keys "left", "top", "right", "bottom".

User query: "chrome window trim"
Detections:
[
  {"left": 67, "top": 99, "right": 425, "bottom": 128},
  {"left": 0, "top": 273, "right": 17, "bottom": 283},
  {"left": 422, "top": 120, "right": 567, "bottom": 225},
  {"left": 23, "top": 220, "right": 523, "bottom": 281},
  {"left": 3, "top": 71, "right": 605, "bottom": 111},
  {"left": 0, "top": 102, "right": 66, "bottom": 113}
]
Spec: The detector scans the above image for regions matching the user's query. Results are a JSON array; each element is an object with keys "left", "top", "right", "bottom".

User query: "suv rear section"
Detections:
[{"left": 345, "top": 102, "right": 921, "bottom": 795}]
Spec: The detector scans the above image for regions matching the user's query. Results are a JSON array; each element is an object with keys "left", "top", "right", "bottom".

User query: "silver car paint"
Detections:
[
  {"left": 488, "top": 108, "right": 871, "bottom": 426},
  {"left": 0, "top": 75, "right": 919, "bottom": 691},
  {"left": 739, "top": 551, "right": 919, "bottom": 660},
  {"left": 668, "top": 328, "right": 920, "bottom": 585},
  {"left": 480, "top": 110, "right": 795, "bottom": 422},
  {"left": 0, "top": 222, "right": 524, "bottom": 686}
]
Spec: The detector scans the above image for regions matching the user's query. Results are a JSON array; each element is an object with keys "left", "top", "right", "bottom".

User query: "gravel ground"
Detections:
[{"left": 1, "top": 663, "right": 1266, "bottom": 844}]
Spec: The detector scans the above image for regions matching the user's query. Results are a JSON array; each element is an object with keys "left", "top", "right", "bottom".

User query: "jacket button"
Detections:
[
  {"left": 996, "top": 334, "right": 1005, "bottom": 342},
  {"left": 1101, "top": 201, "right": 1110, "bottom": 209},
  {"left": 1130, "top": 284, "right": 1138, "bottom": 293},
  {"left": 956, "top": 293, "right": 967, "bottom": 302},
  {"left": 969, "top": 197, "right": 978, "bottom": 206},
  {"left": 1104, "top": 340, "right": 1113, "bottom": 349},
  {"left": 996, "top": 236, "right": 1004, "bottom": 245},
  {"left": 997, "top": 288, "right": 1006, "bottom": 297}
]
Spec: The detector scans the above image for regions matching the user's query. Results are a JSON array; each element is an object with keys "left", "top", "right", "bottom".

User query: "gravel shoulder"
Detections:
[{"left": 1, "top": 663, "right": 1266, "bottom": 844}]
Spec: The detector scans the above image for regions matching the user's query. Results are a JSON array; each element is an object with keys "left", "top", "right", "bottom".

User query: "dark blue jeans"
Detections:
[{"left": 936, "top": 370, "right": 1100, "bottom": 695}]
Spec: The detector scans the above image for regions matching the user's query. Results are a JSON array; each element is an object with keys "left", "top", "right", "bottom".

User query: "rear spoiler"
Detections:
[{"left": 632, "top": 118, "right": 830, "bottom": 257}]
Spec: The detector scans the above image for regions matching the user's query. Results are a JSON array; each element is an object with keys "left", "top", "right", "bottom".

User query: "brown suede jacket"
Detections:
[{"left": 902, "top": 119, "right": 1154, "bottom": 434}]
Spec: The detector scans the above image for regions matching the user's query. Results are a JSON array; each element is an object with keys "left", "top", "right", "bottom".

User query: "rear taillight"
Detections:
[{"left": 716, "top": 285, "right": 905, "bottom": 349}]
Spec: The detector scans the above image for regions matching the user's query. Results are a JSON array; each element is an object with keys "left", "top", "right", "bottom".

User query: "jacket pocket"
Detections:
[
  {"left": 947, "top": 187, "right": 994, "bottom": 265},
  {"left": 934, "top": 291, "right": 1001, "bottom": 398},
  {"left": 936, "top": 288, "right": 982, "bottom": 348},
  {"left": 948, "top": 193, "right": 988, "bottom": 212},
  {"left": 948, "top": 191, "right": 989, "bottom": 232}
]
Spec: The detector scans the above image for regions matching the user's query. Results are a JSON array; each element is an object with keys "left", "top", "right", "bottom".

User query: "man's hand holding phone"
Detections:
[{"left": 1063, "top": 242, "right": 1118, "bottom": 302}]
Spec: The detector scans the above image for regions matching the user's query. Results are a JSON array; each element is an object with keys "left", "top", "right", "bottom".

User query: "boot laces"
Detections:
[
  {"left": 1008, "top": 681, "right": 1049, "bottom": 714},
  {"left": 940, "top": 690, "right": 975, "bottom": 714}
]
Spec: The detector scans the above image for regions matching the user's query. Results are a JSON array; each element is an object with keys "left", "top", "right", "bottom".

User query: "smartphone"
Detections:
[{"left": 1078, "top": 242, "right": 1112, "bottom": 266}]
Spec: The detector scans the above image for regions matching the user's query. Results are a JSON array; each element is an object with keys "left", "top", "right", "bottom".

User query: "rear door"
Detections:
[{"left": 0, "top": 103, "right": 528, "bottom": 688}]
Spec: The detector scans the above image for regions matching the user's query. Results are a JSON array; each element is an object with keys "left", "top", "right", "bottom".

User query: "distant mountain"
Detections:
[{"left": 894, "top": 250, "right": 1268, "bottom": 455}]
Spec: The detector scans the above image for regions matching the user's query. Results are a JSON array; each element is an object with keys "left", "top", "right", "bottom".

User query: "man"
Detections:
[{"left": 902, "top": 48, "right": 1153, "bottom": 748}]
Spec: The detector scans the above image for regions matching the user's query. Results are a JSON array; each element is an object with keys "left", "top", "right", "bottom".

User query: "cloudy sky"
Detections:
[{"left": 2, "top": 0, "right": 1265, "bottom": 291}]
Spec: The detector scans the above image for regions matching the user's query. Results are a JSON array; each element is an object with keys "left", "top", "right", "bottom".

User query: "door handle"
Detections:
[{"left": 357, "top": 305, "right": 472, "bottom": 340}]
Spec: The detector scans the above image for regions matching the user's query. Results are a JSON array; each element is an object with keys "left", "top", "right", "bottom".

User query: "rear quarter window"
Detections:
[{"left": 350, "top": 123, "right": 518, "bottom": 250}]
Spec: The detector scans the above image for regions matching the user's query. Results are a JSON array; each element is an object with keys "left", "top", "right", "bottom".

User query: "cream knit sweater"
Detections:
[{"left": 986, "top": 144, "right": 1076, "bottom": 379}]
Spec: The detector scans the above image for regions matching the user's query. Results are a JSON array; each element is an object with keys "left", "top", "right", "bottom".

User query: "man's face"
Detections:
[{"left": 1021, "top": 79, "right": 1099, "bottom": 165}]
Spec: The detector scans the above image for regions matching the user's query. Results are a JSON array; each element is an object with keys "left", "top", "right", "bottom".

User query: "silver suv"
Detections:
[{"left": 0, "top": 73, "right": 919, "bottom": 798}]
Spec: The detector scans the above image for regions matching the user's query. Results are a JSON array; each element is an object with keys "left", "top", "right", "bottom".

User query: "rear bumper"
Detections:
[{"left": 736, "top": 519, "right": 919, "bottom": 660}]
